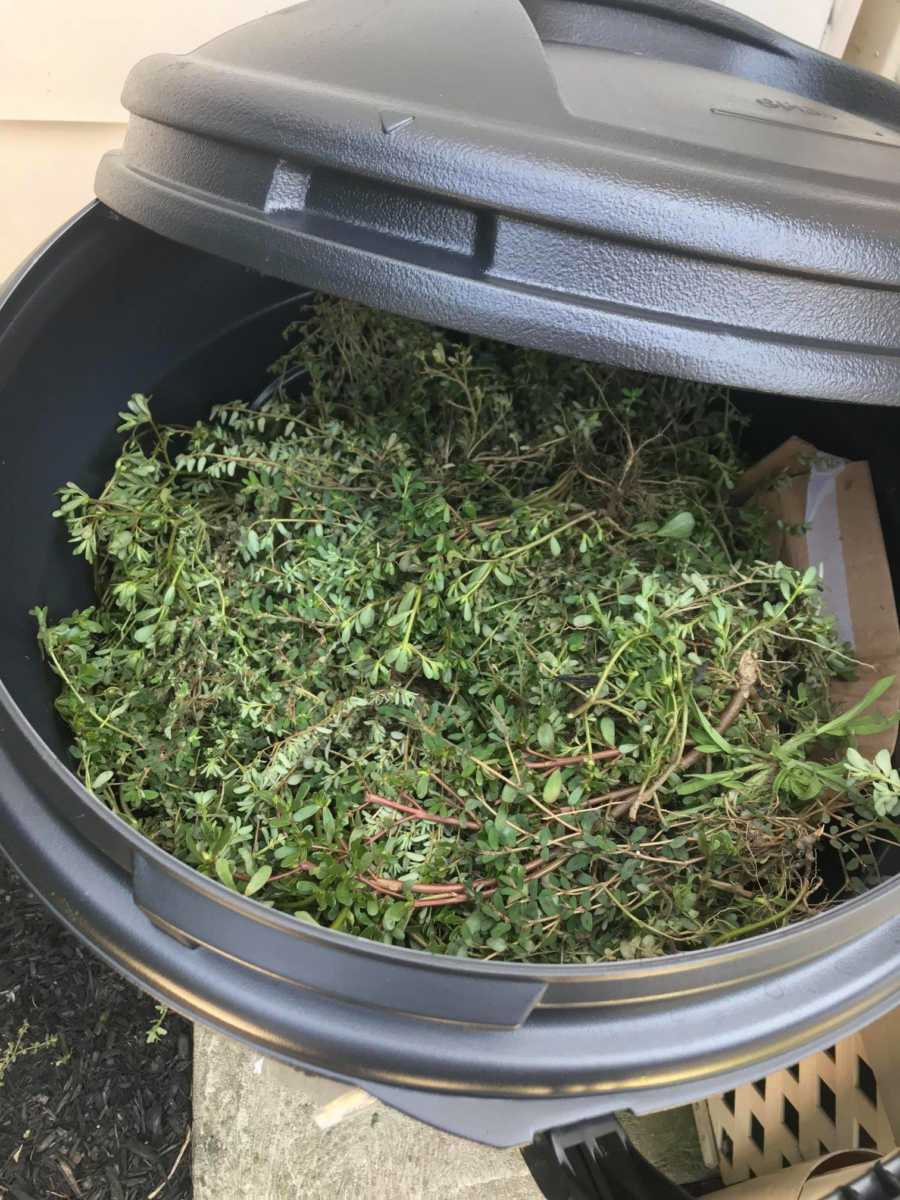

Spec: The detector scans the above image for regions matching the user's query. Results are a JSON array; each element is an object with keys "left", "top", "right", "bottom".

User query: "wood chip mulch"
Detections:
[{"left": 0, "top": 859, "right": 191, "bottom": 1200}]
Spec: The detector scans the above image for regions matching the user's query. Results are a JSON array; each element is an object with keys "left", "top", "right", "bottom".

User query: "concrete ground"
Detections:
[
  {"left": 192, "top": 1025, "right": 540, "bottom": 1200},
  {"left": 192, "top": 1025, "right": 711, "bottom": 1200}
]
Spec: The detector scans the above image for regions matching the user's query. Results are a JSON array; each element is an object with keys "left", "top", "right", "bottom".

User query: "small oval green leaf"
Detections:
[
  {"left": 656, "top": 512, "right": 695, "bottom": 540},
  {"left": 215, "top": 858, "right": 236, "bottom": 890},
  {"left": 543, "top": 770, "right": 563, "bottom": 804},
  {"left": 244, "top": 865, "right": 272, "bottom": 896}
]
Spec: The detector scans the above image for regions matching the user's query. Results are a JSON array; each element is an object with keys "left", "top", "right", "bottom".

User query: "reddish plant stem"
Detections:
[
  {"left": 361, "top": 855, "right": 569, "bottom": 910},
  {"left": 364, "top": 815, "right": 410, "bottom": 845},
  {"left": 413, "top": 893, "right": 485, "bottom": 909},
  {"left": 364, "top": 790, "right": 481, "bottom": 831},
  {"left": 361, "top": 875, "right": 467, "bottom": 897},
  {"left": 557, "top": 785, "right": 639, "bottom": 816},
  {"left": 411, "top": 856, "right": 569, "bottom": 909},
  {"left": 270, "top": 862, "right": 316, "bottom": 883},
  {"left": 358, "top": 875, "right": 403, "bottom": 898},
  {"left": 524, "top": 749, "right": 620, "bottom": 771},
  {"left": 410, "top": 877, "right": 502, "bottom": 909}
]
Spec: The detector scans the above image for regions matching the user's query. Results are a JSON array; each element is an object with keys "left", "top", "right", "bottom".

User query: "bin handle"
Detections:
[
  {"left": 523, "top": 0, "right": 801, "bottom": 54},
  {"left": 132, "top": 853, "right": 547, "bottom": 1029},
  {"left": 520, "top": 0, "right": 900, "bottom": 132}
]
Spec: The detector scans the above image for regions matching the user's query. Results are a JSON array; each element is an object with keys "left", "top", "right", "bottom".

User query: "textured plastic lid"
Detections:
[{"left": 96, "top": 0, "right": 900, "bottom": 404}]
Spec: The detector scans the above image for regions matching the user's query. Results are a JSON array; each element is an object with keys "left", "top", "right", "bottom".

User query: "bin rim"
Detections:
[
  {"left": 4, "top": 659, "right": 900, "bottom": 983},
  {"left": 3, "top": 203, "right": 900, "bottom": 1147}
]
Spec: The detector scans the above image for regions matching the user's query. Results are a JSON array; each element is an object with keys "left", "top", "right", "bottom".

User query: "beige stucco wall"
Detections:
[
  {"left": 0, "top": 0, "right": 895, "bottom": 284},
  {"left": 0, "top": 122, "right": 126, "bottom": 280},
  {"left": 1, "top": 1, "right": 279, "bottom": 281},
  {"left": 2, "top": 2, "right": 281, "bottom": 123}
]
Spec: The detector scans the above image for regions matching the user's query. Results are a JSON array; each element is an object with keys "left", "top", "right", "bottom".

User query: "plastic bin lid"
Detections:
[{"left": 96, "top": 0, "right": 900, "bottom": 404}]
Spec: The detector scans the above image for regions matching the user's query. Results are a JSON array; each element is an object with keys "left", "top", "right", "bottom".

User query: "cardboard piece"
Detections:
[
  {"left": 736, "top": 437, "right": 900, "bottom": 759},
  {"left": 709, "top": 1151, "right": 881, "bottom": 1200}
]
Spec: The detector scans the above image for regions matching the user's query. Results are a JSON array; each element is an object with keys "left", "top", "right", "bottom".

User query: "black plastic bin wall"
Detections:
[{"left": 2, "top": 0, "right": 900, "bottom": 1153}]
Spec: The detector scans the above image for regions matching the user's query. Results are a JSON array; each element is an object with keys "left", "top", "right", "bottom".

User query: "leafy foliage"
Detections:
[
  {"left": 146, "top": 1004, "right": 170, "bottom": 1046},
  {"left": 34, "top": 299, "right": 899, "bottom": 962},
  {"left": 0, "top": 1023, "right": 58, "bottom": 1089}
]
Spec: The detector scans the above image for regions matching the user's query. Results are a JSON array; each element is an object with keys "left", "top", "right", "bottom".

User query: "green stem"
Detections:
[
  {"left": 711, "top": 885, "right": 809, "bottom": 945},
  {"left": 731, "top": 584, "right": 801, "bottom": 655},
  {"left": 402, "top": 587, "right": 423, "bottom": 648},
  {"left": 44, "top": 641, "right": 140, "bottom": 745},
  {"left": 496, "top": 513, "right": 593, "bottom": 562},
  {"left": 568, "top": 632, "right": 650, "bottom": 719}
]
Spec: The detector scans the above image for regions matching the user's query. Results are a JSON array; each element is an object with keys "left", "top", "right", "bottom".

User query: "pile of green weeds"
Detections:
[{"left": 35, "top": 299, "right": 900, "bottom": 962}]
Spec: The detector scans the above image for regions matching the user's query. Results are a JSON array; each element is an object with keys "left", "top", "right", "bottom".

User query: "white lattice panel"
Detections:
[{"left": 707, "top": 1028, "right": 897, "bottom": 1185}]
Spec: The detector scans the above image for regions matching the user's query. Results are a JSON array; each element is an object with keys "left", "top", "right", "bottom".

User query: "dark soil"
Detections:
[{"left": 0, "top": 859, "right": 191, "bottom": 1200}]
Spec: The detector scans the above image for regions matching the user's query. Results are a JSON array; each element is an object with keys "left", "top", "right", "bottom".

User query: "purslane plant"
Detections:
[{"left": 35, "top": 299, "right": 899, "bottom": 962}]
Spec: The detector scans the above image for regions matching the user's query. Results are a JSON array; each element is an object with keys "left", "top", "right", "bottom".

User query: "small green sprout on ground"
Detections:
[
  {"left": 34, "top": 298, "right": 899, "bottom": 963},
  {"left": 0, "top": 1023, "right": 59, "bottom": 1088},
  {"left": 146, "top": 1004, "right": 170, "bottom": 1045}
]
